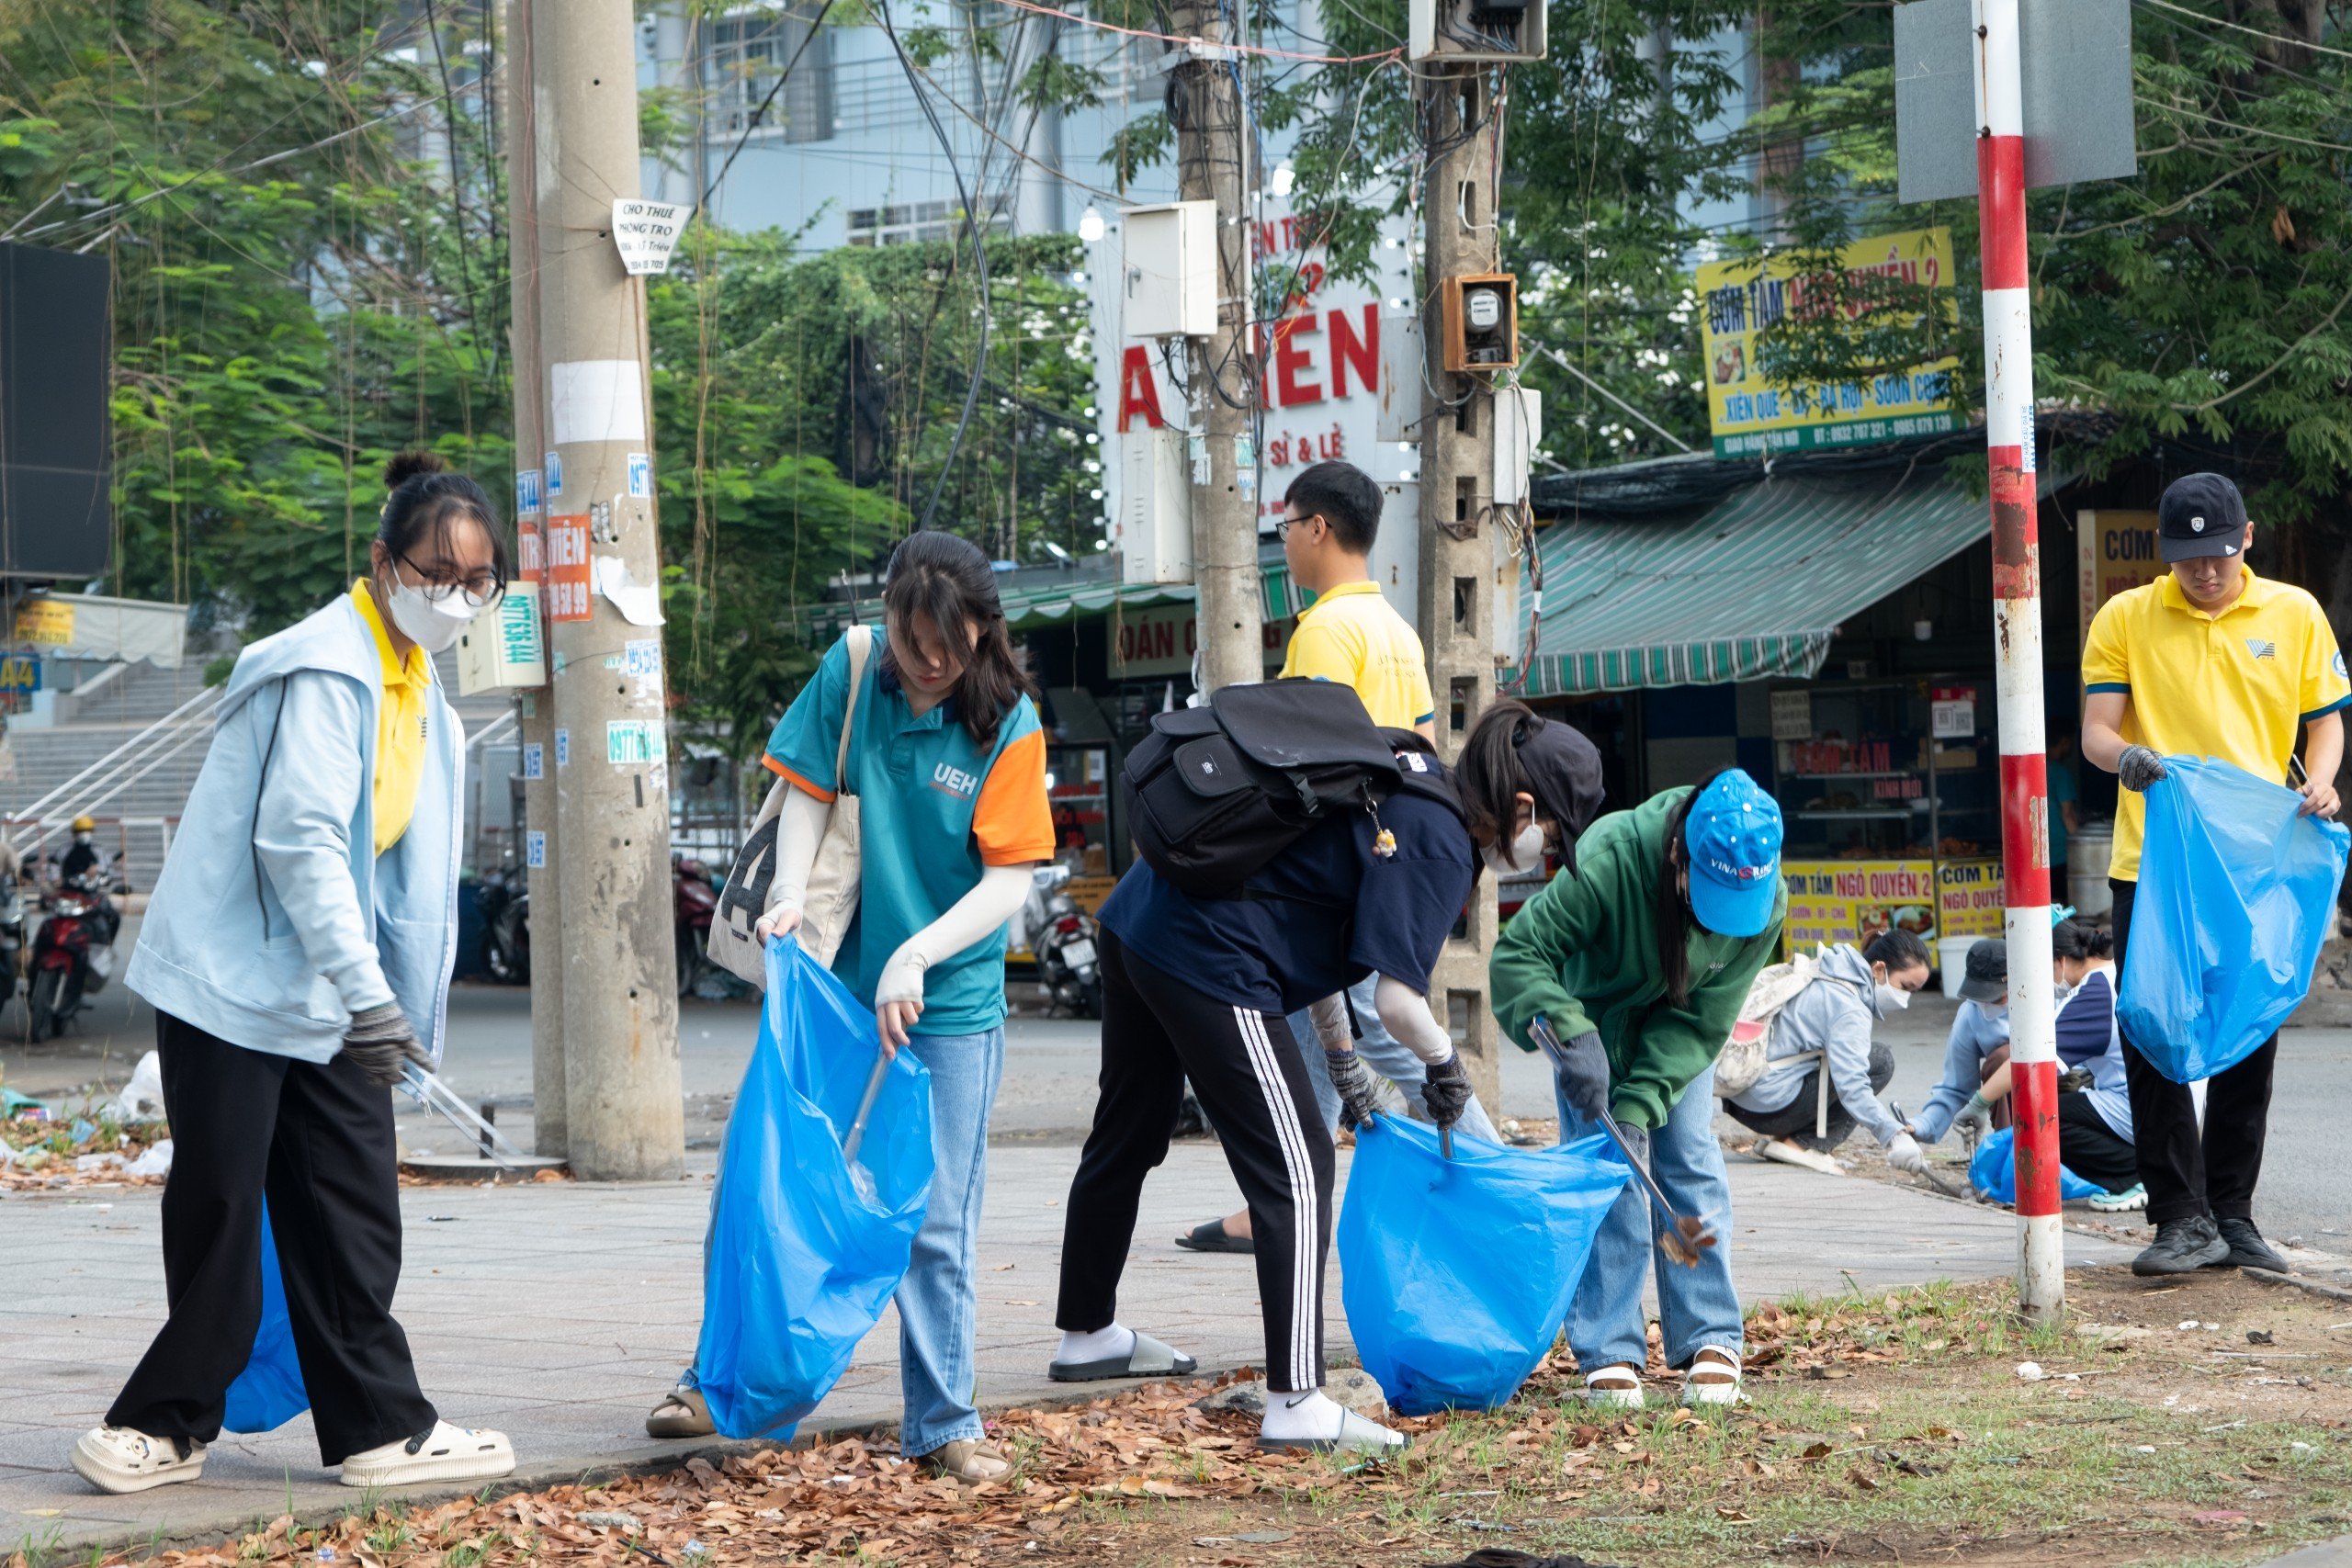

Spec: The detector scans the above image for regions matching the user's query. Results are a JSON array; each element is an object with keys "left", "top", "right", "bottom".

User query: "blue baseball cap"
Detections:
[{"left": 1684, "top": 770, "right": 1783, "bottom": 939}]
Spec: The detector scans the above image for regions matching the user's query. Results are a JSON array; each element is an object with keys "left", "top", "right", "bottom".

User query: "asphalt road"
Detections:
[{"left": 8, "top": 928, "right": 2346, "bottom": 1246}]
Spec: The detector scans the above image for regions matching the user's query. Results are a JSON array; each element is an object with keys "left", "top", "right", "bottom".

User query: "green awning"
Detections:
[
  {"left": 808, "top": 559, "right": 1309, "bottom": 636},
  {"left": 1518, "top": 468, "right": 2056, "bottom": 697}
]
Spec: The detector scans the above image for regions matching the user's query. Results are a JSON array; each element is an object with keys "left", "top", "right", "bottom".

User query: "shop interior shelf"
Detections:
[
  {"left": 1793, "top": 809, "right": 1920, "bottom": 820},
  {"left": 1785, "top": 771, "right": 1918, "bottom": 781}
]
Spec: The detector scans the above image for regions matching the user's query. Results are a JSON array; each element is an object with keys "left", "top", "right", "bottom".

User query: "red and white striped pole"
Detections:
[{"left": 1974, "top": 0, "right": 2063, "bottom": 1321}]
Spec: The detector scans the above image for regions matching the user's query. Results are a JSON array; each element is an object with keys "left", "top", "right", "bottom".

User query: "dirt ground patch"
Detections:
[{"left": 19, "top": 1268, "right": 2350, "bottom": 1568}]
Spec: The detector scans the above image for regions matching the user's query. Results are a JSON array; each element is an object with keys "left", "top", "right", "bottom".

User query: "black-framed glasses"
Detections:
[
  {"left": 396, "top": 549, "right": 505, "bottom": 610},
  {"left": 1276, "top": 513, "right": 1318, "bottom": 540}
]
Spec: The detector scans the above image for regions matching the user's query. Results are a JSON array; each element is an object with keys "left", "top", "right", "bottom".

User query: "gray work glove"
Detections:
[
  {"left": 2118, "top": 744, "right": 2169, "bottom": 792},
  {"left": 1325, "top": 1050, "right": 1383, "bottom": 1132},
  {"left": 1420, "top": 1052, "right": 1474, "bottom": 1132},
  {"left": 1550, "top": 1025, "right": 1612, "bottom": 1126},
  {"left": 1613, "top": 1119, "right": 1651, "bottom": 1168},
  {"left": 343, "top": 1003, "right": 429, "bottom": 1089},
  {"left": 1886, "top": 1132, "right": 1928, "bottom": 1175}
]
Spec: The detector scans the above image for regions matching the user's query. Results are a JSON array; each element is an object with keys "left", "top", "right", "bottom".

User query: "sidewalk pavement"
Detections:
[{"left": 0, "top": 1142, "right": 2134, "bottom": 1556}]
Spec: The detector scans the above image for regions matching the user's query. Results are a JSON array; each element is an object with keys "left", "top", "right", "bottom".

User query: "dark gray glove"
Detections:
[
  {"left": 1420, "top": 1052, "right": 1474, "bottom": 1131},
  {"left": 2118, "top": 744, "right": 2168, "bottom": 792},
  {"left": 1551, "top": 1025, "right": 1612, "bottom": 1125},
  {"left": 1613, "top": 1119, "right": 1651, "bottom": 1168},
  {"left": 1325, "top": 1050, "right": 1383, "bottom": 1132},
  {"left": 343, "top": 1003, "right": 429, "bottom": 1089}
]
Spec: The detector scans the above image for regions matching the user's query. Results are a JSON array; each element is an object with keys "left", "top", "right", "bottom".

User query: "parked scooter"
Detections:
[
  {"left": 0, "top": 867, "right": 26, "bottom": 1024},
  {"left": 27, "top": 870, "right": 115, "bottom": 1042},
  {"left": 674, "top": 855, "right": 718, "bottom": 997},
  {"left": 478, "top": 864, "right": 531, "bottom": 985},
  {"left": 1011, "top": 864, "right": 1102, "bottom": 1019}
]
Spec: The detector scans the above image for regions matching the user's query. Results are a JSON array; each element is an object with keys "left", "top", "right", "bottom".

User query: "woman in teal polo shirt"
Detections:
[{"left": 647, "top": 532, "right": 1053, "bottom": 1483}]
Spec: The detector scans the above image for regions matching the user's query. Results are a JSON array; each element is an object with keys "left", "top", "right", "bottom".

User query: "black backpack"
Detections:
[{"left": 1122, "top": 679, "right": 1461, "bottom": 899}]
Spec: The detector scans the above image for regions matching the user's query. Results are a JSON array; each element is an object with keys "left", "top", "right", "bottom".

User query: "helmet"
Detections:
[{"left": 70, "top": 816, "right": 95, "bottom": 833}]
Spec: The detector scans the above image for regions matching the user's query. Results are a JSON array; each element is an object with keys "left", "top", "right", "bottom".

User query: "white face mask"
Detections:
[
  {"left": 1482, "top": 820, "right": 1547, "bottom": 874},
  {"left": 384, "top": 576, "right": 484, "bottom": 654},
  {"left": 1876, "top": 983, "right": 1914, "bottom": 1013}
]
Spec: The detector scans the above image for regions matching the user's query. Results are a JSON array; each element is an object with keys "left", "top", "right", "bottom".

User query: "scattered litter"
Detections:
[
  {"left": 2133, "top": 1445, "right": 2156, "bottom": 1454},
  {"left": 2201, "top": 1420, "right": 2247, "bottom": 1433},
  {"left": 314, "top": 1549, "right": 337, "bottom": 1562},
  {"left": 108, "top": 1051, "right": 166, "bottom": 1122},
  {"left": 2246, "top": 1329, "right": 2275, "bottom": 1345},
  {"left": 576, "top": 1513, "right": 639, "bottom": 1532},
  {"left": 2014, "top": 1361, "right": 2046, "bottom": 1381},
  {"left": 2178, "top": 1320, "right": 2203, "bottom": 1331},
  {"left": 2292, "top": 1442, "right": 2315, "bottom": 1453},
  {"left": 126, "top": 1140, "right": 173, "bottom": 1179}
]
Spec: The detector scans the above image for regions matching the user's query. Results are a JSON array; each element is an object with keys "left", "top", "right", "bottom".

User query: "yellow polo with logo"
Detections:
[
  {"left": 352, "top": 580, "right": 431, "bottom": 856},
  {"left": 2082, "top": 568, "right": 2350, "bottom": 881},
  {"left": 1280, "top": 579, "right": 1436, "bottom": 730}
]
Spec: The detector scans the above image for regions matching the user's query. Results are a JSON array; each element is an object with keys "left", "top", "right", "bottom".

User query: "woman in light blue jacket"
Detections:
[{"left": 74, "top": 453, "right": 516, "bottom": 1498}]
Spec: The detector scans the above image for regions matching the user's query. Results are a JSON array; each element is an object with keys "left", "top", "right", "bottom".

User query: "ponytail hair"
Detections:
[
  {"left": 379, "top": 451, "right": 510, "bottom": 583},
  {"left": 882, "top": 531, "right": 1035, "bottom": 750},
  {"left": 2052, "top": 917, "right": 2113, "bottom": 962},
  {"left": 1863, "top": 927, "right": 1931, "bottom": 975}
]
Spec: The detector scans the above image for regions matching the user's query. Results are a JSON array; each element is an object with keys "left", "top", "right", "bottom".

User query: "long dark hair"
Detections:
[
  {"left": 1863, "top": 928, "right": 1932, "bottom": 975},
  {"left": 1458, "top": 700, "right": 1531, "bottom": 886},
  {"left": 1455, "top": 697, "right": 1603, "bottom": 886},
  {"left": 1654, "top": 766, "right": 1736, "bottom": 1010},
  {"left": 882, "top": 531, "right": 1035, "bottom": 750},
  {"left": 378, "top": 451, "right": 510, "bottom": 582},
  {"left": 2052, "top": 917, "right": 2113, "bottom": 962}
]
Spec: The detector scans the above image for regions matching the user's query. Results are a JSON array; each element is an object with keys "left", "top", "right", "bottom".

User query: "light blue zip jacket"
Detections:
[{"left": 126, "top": 594, "right": 464, "bottom": 1065}]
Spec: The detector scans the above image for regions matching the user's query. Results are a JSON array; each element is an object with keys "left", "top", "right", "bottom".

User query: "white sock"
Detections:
[
  {"left": 1257, "top": 1388, "right": 1400, "bottom": 1446},
  {"left": 1057, "top": 1323, "right": 1136, "bottom": 1364}
]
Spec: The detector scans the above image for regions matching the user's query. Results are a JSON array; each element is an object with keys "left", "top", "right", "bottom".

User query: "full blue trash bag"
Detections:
[
  {"left": 688, "top": 940, "right": 933, "bottom": 1441},
  {"left": 2118, "top": 756, "right": 2350, "bottom": 1083},
  {"left": 1968, "top": 1126, "right": 2104, "bottom": 1205},
  {"left": 1337, "top": 1114, "right": 1627, "bottom": 1415},
  {"left": 223, "top": 1202, "right": 309, "bottom": 1433}
]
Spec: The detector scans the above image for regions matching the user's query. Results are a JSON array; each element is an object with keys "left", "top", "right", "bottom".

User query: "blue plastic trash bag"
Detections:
[
  {"left": 1337, "top": 1114, "right": 1627, "bottom": 1415},
  {"left": 223, "top": 1201, "right": 309, "bottom": 1433},
  {"left": 688, "top": 940, "right": 933, "bottom": 1441},
  {"left": 1968, "top": 1126, "right": 2103, "bottom": 1205},
  {"left": 2119, "top": 755, "right": 2350, "bottom": 1084}
]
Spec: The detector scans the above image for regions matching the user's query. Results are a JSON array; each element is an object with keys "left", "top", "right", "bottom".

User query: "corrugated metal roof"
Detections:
[{"left": 808, "top": 562, "right": 1307, "bottom": 636}]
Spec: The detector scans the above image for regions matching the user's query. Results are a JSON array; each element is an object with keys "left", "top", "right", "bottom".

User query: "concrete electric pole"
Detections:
[
  {"left": 1417, "top": 64, "right": 1506, "bottom": 1111},
  {"left": 502, "top": 0, "right": 566, "bottom": 1162},
  {"left": 1168, "top": 6, "right": 1264, "bottom": 693},
  {"left": 520, "top": 0, "right": 686, "bottom": 1179}
]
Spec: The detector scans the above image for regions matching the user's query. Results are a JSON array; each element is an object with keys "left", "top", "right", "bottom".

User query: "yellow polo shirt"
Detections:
[
  {"left": 2082, "top": 569, "right": 2350, "bottom": 881},
  {"left": 1279, "top": 579, "right": 1436, "bottom": 731},
  {"left": 351, "top": 580, "right": 431, "bottom": 856}
]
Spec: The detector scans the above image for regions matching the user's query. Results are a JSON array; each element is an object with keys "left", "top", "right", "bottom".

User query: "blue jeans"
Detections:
[
  {"left": 894, "top": 1026, "right": 1005, "bottom": 1457},
  {"left": 1291, "top": 974, "right": 1502, "bottom": 1144},
  {"left": 1555, "top": 1060, "right": 1743, "bottom": 1373}
]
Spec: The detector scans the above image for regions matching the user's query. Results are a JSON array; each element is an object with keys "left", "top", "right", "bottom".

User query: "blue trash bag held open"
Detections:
[
  {"left": 1968, "top": 1126, "right": 2103, "bottom": 1205},
  {"left": 1337, "top": 1115, "right": 1627, "bottom": 1416},
  {"left": 2119, "top": 756, "right": 2349, "bottom": 1084},
  {"left": 688, "top": 940, "right": 933, "bottom": 1442},
  {"left": 222, "top": 1201, "right": 310, "bottom": 1433}
]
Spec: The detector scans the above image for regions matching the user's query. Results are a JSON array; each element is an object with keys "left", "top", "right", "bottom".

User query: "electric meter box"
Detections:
[
  {"left": 1115, "top": 426, "right": 1194, "bottom": 584},
  {"left": 1120, "top": 201, "right": 1217, "bottom": 338},
  {"left": 458, "top": 582, "right": 548, "bottom": 694},
  {"left": 1409, "top": 0, "right": 1547, "bottom": 63}
]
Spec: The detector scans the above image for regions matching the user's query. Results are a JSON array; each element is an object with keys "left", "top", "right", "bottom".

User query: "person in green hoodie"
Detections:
[{"left": 1486, "top": 765, "right": 1785, "bottom": 1410}]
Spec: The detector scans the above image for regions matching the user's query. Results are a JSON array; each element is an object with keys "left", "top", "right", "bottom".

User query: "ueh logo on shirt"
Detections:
[
  {"left": 2245, "top": 638, "right": 2278, "bottom": 660},
  {"left": 930, "top": 762, "right": 982, "bottom": 800}
]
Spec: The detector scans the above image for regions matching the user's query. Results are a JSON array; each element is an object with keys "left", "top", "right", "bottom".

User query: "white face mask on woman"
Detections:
[
  {"left": 1875, "top": 983, "right": 1914, "bottom": 1013},
  {"left": 384, "top": 576, "right": 485, "bottom": 654},
  {"left": 1482, "top": 820, "right": 1548, "bottom": 874}
]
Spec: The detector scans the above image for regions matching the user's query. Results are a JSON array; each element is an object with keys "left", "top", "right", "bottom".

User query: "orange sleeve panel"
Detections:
[
  {"left": 761, "top": 752, "right": 837, "bottom": 804},
  {"left": 974, "top": 727, "right": 1057, "bottom": 866}
]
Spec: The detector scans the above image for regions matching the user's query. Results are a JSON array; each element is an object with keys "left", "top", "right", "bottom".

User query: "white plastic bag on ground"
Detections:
[
  {"left": 126, "top": 1139, "right": 172, "bottom": 1178},
  {"left": 109, "top": 1051, "right": 164, "bottom": 1122}
]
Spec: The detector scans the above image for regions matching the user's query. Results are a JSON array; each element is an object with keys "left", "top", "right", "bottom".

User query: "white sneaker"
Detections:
[
  {"left": 1756, "top": 1138, "right": 1845, "bottom": 1176},
  {"left": 339, "top": 1421, "right": 515, "bottom": 1488},
  {"left": 71, "top": 1427, "right": 205, "bottom": 1495}
]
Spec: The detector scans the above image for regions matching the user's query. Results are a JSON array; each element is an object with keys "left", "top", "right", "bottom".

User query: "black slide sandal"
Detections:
[{"left": 1173, "top": 1217, "right": 1254, "bottom": 1254}]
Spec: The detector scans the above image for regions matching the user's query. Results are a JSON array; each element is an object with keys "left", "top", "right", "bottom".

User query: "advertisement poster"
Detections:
[
  {"left": 2075, "top": 509, "right": 2165, "bottom": 643},
  {"left": 544, "top": 514, "right": 593, "bottom": 623},
  {"left": 1696, "top": 227, "right": 1962, "bottom": 458},
  {"left": 1781, "top": 856, "right": 2002, "bottom": 967}
]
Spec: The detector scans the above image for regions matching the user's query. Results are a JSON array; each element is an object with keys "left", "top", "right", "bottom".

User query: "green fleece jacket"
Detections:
[{"left": 1489, "top": 786, "right": 1785, "bottom": 1130}]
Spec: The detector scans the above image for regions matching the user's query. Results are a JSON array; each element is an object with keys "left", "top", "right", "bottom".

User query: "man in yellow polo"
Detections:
[
  {"left": 2082, "top": 471, "right": 2346, "bottom": 1277},
  {"left": 1276, "top": 461, "right": 1437, "bottom": 740}
]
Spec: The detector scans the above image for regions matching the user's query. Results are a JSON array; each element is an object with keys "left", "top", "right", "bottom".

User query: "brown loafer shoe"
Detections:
[{"left": 920, "top": 1438, "right": 1011, "bottom": 1485}]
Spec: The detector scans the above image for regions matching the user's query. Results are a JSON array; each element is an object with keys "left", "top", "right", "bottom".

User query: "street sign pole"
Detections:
[{"left": 1973, "top": 0, "right": 2063, "bottom": 1323}]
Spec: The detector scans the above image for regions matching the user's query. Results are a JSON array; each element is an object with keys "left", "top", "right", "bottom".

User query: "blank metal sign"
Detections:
[{"left": 1894, "top": 0, "right": 2138, "bottom": 206}]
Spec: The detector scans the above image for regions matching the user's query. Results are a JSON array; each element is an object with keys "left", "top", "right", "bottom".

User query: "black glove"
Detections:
[
  {"left": 1421, "top": 1052, "right": 1474, "bottom": 1131},
  {"left": 343, "top": 1003, "right": 429, "bottom": 1089},
  {"left": 1550, "top": 1025, "right": 1612, "bottom": 1125},
  {"left": 2118, "top": 744, "right": 2168, "bottom": 792},
  {"left": 1325, "top": 1050, "right": 1383, "bottom": 1132}
]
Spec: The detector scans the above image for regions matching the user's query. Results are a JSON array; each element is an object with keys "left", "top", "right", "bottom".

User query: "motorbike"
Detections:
[
  {"left": 1012, "top": 864, "right": 1102, "bottom": 1019},
  {"left": 28, "top": 871, "right": 115, "bottom": 1042},
  {"left": 0, "top": 869, "right": 25, "bottom": 1022},
  {"left": 477, "top": 864, "right": 531, "bottom": 985},
  {"left": 674, "top": 855, "right": 718, "bottom": 997}
]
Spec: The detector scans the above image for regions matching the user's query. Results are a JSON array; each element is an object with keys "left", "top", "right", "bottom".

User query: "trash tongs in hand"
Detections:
[
  {"left": 1528, "top": 1016, "right": 1717, "bottom": 1268},
  {"left": 400, "top": 1063, "right": 531, "bottom": 1169}
]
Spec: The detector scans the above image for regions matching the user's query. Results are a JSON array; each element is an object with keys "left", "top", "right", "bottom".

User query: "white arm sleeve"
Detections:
[
  {"left": 1307, "top": 992, "right": 1354, "bottom": 1054},
  {"left": 874, "top": 862, "right": 1036, "bottom": 1006},
  {"left": 1375, "top": 973, "right": 1456, "bottom": 1066},
  {"left": 763, "top": 784, "right": 832, "bottom": 918}
]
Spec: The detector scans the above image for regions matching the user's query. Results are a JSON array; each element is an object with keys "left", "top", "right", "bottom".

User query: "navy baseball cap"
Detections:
[
  {"left": 2157, "top": 472, "right": 2249, "bottom": 562},
  {"left": 1684, "top": 770, "right": 1783, "bottom": 939}
]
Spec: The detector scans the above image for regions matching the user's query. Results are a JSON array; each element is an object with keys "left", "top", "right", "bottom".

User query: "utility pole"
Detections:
[
  {"left": 1168, "top": 7, "right": 1263, "bottom": 693},
  {"left": 503, "top": 0, "right": 565, "bottom": 1162},
  {"left": 1417, "top": 65, "right": 1504, "bottom": 1112},
  {"left": 523, "top": 0, "right": 686, "bottom": 1179},
  {"left": 1973, "top": 0, "right": 2063, "bottom": 1323}
]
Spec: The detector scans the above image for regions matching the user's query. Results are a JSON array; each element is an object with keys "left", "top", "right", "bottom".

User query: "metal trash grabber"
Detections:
[{"left": 1529, "top": 1016, "right": 1718, "bottom": 1268}]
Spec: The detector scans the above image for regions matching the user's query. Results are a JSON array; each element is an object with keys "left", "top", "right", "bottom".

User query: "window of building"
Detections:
[
  {"left": 843, "top": 195, "right": 1013, "bottom": 247},
  {"left": 707, "top": 7, "right": 833, "bottom": 144}
]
